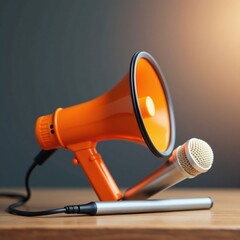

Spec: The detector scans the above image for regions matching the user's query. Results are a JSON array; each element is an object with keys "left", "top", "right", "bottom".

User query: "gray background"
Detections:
[{"left": 0, "top": 0, "right": 239, "bottom": 190}]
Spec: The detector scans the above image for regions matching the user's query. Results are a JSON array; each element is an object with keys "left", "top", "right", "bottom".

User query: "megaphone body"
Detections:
[{"left": 35, "top": 52, "right": 176, "bottom": 201}]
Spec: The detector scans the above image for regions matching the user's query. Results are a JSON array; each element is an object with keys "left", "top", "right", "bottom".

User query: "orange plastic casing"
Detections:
[{"left": 35, "top": 52, "right": 175, "bottom": 201}]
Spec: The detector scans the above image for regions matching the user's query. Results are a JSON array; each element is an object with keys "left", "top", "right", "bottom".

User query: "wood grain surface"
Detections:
[{"left": 0, "top": 188, "right": 239, "bottom": 240}]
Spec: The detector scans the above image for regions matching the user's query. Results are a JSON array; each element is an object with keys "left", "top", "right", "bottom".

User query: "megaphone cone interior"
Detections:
[{"left": 35, "top": 51, "right": 175, "bottom": 201}]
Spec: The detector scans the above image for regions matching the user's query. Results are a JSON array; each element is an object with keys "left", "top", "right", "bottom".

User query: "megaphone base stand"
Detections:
[{"left": 68, "top": 141, "right": 122, "bottom": 201}]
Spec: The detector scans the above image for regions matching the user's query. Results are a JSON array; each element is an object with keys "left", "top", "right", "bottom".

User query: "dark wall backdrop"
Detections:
[{"left": 0, "top": 0, "right": 239, "bottom": 189}]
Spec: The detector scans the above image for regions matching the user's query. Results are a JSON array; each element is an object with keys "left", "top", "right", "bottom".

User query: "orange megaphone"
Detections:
[{"left": 35, "top": 51, "right": 175, "bottom": 201}]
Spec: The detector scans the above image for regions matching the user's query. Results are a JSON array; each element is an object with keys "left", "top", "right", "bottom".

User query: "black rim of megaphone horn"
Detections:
[{"left": 129, "top": 51, "right": 176, "bottom": 158}]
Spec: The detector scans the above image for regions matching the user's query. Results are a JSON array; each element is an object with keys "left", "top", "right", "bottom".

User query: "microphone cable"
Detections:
[{"left": 0, "top": 149, "right": 67, "bottom": 216}]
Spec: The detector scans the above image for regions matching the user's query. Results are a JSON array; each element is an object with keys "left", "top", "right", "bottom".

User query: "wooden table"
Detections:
[{"left": 0, "top": 188, "right": 239, "bottom": 240}]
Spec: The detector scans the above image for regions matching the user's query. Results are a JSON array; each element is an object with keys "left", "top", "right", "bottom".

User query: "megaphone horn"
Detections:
[{"left": 35, "top": 51, "right": 176, "bottom": 201}]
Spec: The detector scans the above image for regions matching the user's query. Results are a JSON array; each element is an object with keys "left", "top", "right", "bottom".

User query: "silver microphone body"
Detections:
[
  {"left": 124, "top": 138, "right": 214, "bottom": 200},
  {"left": 95, "top": 197, "right": 213, "bottom": 215}
]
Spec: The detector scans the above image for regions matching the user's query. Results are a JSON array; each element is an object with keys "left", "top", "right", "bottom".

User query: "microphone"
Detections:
[
  {"left": 64, "top": 197, "right": 213, "bottom": 215},
  {"left": 124, "top": 138, "right": 214, "bottom": 200}
]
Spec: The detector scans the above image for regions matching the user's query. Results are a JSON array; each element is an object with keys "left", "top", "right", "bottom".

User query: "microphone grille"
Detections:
[
  {"left": 177, "top": 145, "right": 200, "bottom": 176},
  {"left": 177, "top": 138, "right": 214, "bottom": 176},
  {"left": 187, "top": 138, "right": 214, "bottom": 169}
]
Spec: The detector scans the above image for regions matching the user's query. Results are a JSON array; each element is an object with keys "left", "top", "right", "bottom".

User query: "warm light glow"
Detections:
[{"left": 139, "top": 96, "right": 155, "bottom": 118}]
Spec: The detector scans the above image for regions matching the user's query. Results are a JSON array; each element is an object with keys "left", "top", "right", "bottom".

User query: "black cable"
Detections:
[
  {"left": 7, "top": 161, "right": 37, "bottom": 214},
  {"left": 0, "top": 149, "right": 66, "bottom": 216},
  {"left": 0, "top": 192, "right": 26, "bottom": 199}
]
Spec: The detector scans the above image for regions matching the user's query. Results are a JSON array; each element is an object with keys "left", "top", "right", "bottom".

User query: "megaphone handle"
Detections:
[{"left": 70, "top": 144, "right": 122, "bottom": 201}]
